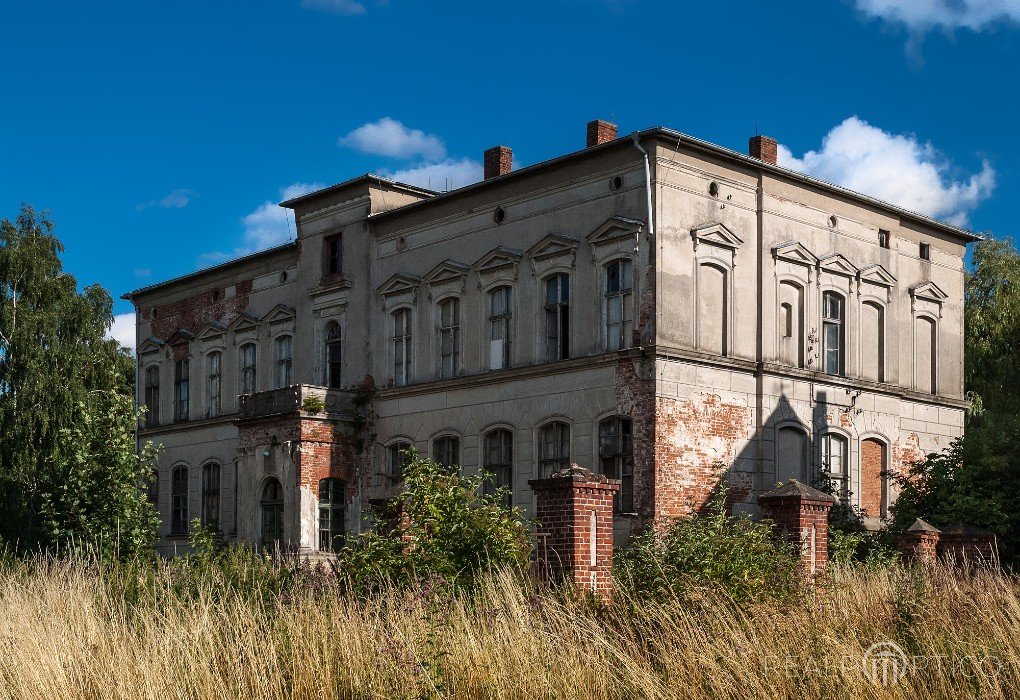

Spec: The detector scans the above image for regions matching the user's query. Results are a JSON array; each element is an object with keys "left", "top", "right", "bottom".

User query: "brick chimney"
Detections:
[
  {"left": 749, "top": 135, "right": 778, "bottom": 165},
  {"left": 484, "top": 146, "right": 512, "bottom": 180},
  {"left": 587, "top": 119, "right": 618, "bottom": 147}
]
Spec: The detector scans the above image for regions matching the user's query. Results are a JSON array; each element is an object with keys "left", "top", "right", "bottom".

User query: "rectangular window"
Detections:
[
  {"left": 241, "top": 344, "right": 257, "bottom": 394},
  {"left": 599, "top": 417, "right": 634, "bottom": 512},
  {"left": 388, "top": 441, "right": 411, "bottom": 482},
  {"left": 326, "top": 234, "right": 343, "bottom": 275},
  {"left": 202, "top": 464, "right": 220, "bottom": 529},
  {"left": 538, "top": 422, "right": 570, "bottom": 479},
  {"left": 318, "top": 478, "right": 345, "bottom": 553},
  {"left": 439, "top": 298, "right": 461, "bottom": 379},
  {"left": 878, "top": 229, "right": 890, "bottom": 249},
  {"left": 488, "top": 287, "right": 512, "bottom": 370},
  {"left": 605, "top": 259, "right": 633, "bottom": 351},
  {"left": 483, "top": 430, "right": 513, "bottom": 508},
  {"left": 545, "top": 274, "right": 570, "bottom": 361},
  {"left": 173, "top": 358, "right": 189, "bottom": 422},
  {"left": 822, "top": 292, "right": 844, "bottom": 376},
  {"left": 393, "top": 309, "right": 412, "bottom": 387},
  {"left": 206, "top": 352, "right": 221, "bottom": 418},
  {"left": 326, "top": 324, "right": 343, "bottom": 389},
  {"left": 171, "top": 467, "right": 188, "bottom": 535},
  {"left": 432, "top": 435, "right": 460, "bottom": 468},
  {"left": 920, "top": 242, "right": 931, "bottom": 260},
  {"left": 275, "top": 336, "right": 293, "bottom": 388},
  {"left": 822, "top": 433, "right": 849, "bottom": 501},
  {"left": 144, "top": 365, "right": 160, "bottom": 427}
]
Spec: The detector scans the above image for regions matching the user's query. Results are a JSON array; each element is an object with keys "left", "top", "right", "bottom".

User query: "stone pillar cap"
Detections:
[
  {"left": 757, "top": 479, "right": 837, "bottom": 504},
  {"left": 906, "top": 517, "right": 941, "bottom": 533}
]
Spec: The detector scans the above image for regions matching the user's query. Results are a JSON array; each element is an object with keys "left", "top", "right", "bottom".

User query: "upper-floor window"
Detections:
[
  {"left": 432, "top": 435, "right": 460, "bottom": 468},
  {"left": 822, "top": 291, "right": 845, "bottom": 376},
  {"left": 488, "top": 286, "right": 512, "bottom": 370},
  {"left": 544, "top": 273, "right": 570, "bottom": 361},
  {"left": 201, "top": 463, "right": 220, "bottom": 530},
  {"left": 599, "top": 417, "right": 634, "bottom": 512},
  {"left": 605, "top": 259, "right": 633, "bottom": 351},
  {"left": 173, "top": 358, "right": 189, "bottom": 422},
  {"left": 538, "top": 421, "right": 570, "bottom": 479},
  {"left": 318, "top": 478, "right": 345, "bottom": 553},
  {"left": 206, "top": 352, "right": 222, "bottom": 418},
  {"left": 878, "top": 229, "right": 890, "bottom": 249},
  {"left": 483, "top": 429, "right": 513, "bottom": 508},
  {"left": 919, "top": 242, "right": 931, "bottom": 260},
  {"left": 240, "top": 343, "right": 257, "bottom": 394},
  {"left": 915, "top": 315, "right": 937, "bottom": 394},
  {"left": 325, "top": 234, "right": 343, "bottom": 275},
  {"left": 275, "top": 335, "right": 293, "bottom": 388},
  {"left": 778, "top": 281, "right": 804, "bottom": 368},
  {"left": 171, "top": 465, "right": 189, "bottom": 535},
  {"left": 861, "top": 301, "right": 885, "bottom": 383},
  {"left": 388, "top": 441, "right": 412, "bottom": 482},
  {"left": 821, "top": 432, "right": 849, "bottom": 501},
  {"left": 392, "top": 309, "right": 412, "bottom": 387},
  {"left": 325, "top": 323, "right": 343, "bottom": 389},
  {"left": 439, "top": 298, "right": 461, "bottom": 379},
  {"left": 144, "top": 365, "right": 160, "bottom": 428}
]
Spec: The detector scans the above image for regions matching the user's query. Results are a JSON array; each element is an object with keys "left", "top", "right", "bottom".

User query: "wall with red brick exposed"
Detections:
[{"left": 148, "top": 282, "right": 255, "bottom": 339}]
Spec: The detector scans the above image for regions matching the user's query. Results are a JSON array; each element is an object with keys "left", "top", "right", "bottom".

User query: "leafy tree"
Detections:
[{"left": 0, "top": 204, "right": 158, "bottom": 557}]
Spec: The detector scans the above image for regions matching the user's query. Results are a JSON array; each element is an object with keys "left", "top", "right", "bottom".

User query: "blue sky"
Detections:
[{"left": 2, "top": 0, "right": 1017, "bottom": 347}]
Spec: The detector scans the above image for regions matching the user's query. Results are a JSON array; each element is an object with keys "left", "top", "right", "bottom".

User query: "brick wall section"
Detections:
[
  {"left": 616, "top": 358, "right": 655, "bottom": 524},
  {"left": 148, "top": 279, "right": 254, "bottom": 338},
  {"left": 483, "top": 146, "right": 512, "bottom": 180},
  {"left": 586, "top": 120, "right": 618, "bottom": 147},
  {"left": 897, "top": 521, "right": 999, "bottom": 567},
  {"left": 758, "top": 481, "right": 836, "bottom": 578},
  {"left": 860, "top": 438, "right": 885, "bottom": 518},
  {"left": 529, "top": 465, "right": 620, "bottom": 601},
  {"left": 897, "top": 531, "right": 940, "bottom": 565},
  {"left": 748, "top": 135, "right": 778, "bottom": 165}
]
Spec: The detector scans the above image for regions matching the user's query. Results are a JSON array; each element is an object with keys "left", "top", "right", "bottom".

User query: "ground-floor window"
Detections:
[
  {"left": 483, "top": 429, "right": 513, "bottom": 507},
  {"left": 599, "top": 417, "right": 634, "bottom": 512},
  {"left": 261, "top": 478, "right": 284, "bottom": 548},
  {"left": 318, "top": 478, "right": 345, "bottom": 553}
]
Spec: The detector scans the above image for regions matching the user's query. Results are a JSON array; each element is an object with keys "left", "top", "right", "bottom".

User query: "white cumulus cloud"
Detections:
[
  {"left": 107, "top": 312, "right": 136, "bottom": 350},
  {"left": 300, "top": 0, "right": 366, "bottom": 15},
  {"left": 136, "top": 188, "right": 196, "bottom": 211},
  {"left": 777, "top": 116, "right": 995, "bottom": 226},
  {"left": 339, "top": 117, "right": 447, "bottom": 160},
  {"left": 378, "top": 158, "right": 484, "bottom": 191},
  {"left": 200, "top": 182, "right": 324, "bottom": 265},
  {"left": 856, "top": 0, "right": 1020, "bottom": 32}
]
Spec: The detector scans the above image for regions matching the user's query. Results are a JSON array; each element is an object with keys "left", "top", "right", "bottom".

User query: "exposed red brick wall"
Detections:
[
  {"left": 148, "top": 280, "right": 254, "bottom": 339},
  {"left": 615, "top": 358, "right": 655, "bottom": 524},
  {"left": 759, "top": 493, "right": 834, "bottom": 577},
  {"left": 861, "top": 438, "right": 885, "bottom": 519},
  {"left": 483, "top": 146, "right": 512, "bottom": 179},
  {"left": 748, "top": 135, "right": 778, "bottom": 165},
  {"left": 897, "top": 531, "right": 939, "bottom": 565},
  {"left": 586, "top": 120, "right": 618, "bottom": 147}
]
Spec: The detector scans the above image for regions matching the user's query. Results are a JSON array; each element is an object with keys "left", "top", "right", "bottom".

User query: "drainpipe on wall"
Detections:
[
  {"left": 630, "top": 134, "right": 655, "bottom": 240},
  {"left": 631, "top": 133, "right": 656, "bottom": 352}
]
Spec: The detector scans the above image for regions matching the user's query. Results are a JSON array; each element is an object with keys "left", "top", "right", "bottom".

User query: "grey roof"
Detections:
[
  {"left": 758, "top": 479, "right": 837, "bottom": 503},
  {"left": 279, "top": 174, "right": 437, "bottom": 209},
  {"left": 907, "top": 517, "right": 941, "bottom": 533},
  {"left": 942, "top": 522, "right": 993, "bottom": 536}
]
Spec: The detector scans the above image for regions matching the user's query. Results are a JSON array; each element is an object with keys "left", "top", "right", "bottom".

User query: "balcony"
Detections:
[{"left": 238, "top": 384, "right": 360, "bottom": 420}]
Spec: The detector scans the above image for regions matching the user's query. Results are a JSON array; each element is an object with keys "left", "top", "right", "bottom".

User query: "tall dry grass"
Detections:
[{"left": 0, "top": 555, "right": 1018, "bottom": 699}]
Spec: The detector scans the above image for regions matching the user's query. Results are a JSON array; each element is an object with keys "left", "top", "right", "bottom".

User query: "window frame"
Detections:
[
  {"left": 483, "top": 428, "right": 514, "bottom": 508},
  {"left": 206, "top": 351, "right": 222, "bottom": 418},
  {"left": 240, "top": 343, "right": 258, "bottom": 395},
  {"left": 318, "top": 477, "right": 345, "bottom": 553},
  {"left": 604, "top": 259, "right": 634, "bottom": 352},
  {"left": 325, "top": 233, "right": 343, "bottom": 276},
  {"left": 544, "top": 273, "right": 570, "bottom": 361},
  {"left": 387, "top": 440, "right": 412, "bottom": 482},
  {"left": 144, "top": 364, "right": 160, "bottom": 428},
  {"left": 488, "top": 286, "right": 513, "bottom": 371},
  {"left": 170, "top": 465, "right": 189, "bottom": 536},
  {"left": 821, "top": 432, "right": 850, "bottom": 502},
  {"left": 538, "top": 421, "right": 571, "bottom": 479},
  {"left": 201, "top": 462, "right": 221, "bottom": 530},
  {"left": 598, "top": 416, "right": 634, "bottom": 513},
  {"left": 173, "top": 358, "right": 189, "bottom": 423},
  {"left": 438, "top": 297, "right": 461, "bottom": 379},
  {"left": 392, "top": 308, "right": 412, "bottom": 387},
  {"left": 821, "top": 291, "right": 845, "bottom": 376},
  {"left": 432, "top": 434, "right": 461, "bottom": 469},
  {"left": 275, "top": 335, "right": 293, "bottom": 389},
  {"left": 260, "top": 478, "right": 284, "bottom": 549},
  {"left": 325, "top": 322, "right": 343, "bottom": 389}
]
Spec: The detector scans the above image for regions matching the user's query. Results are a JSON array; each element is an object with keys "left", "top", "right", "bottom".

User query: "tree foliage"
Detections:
[{"left": 0, "top": 204, "right": 158, "bottom": 556}]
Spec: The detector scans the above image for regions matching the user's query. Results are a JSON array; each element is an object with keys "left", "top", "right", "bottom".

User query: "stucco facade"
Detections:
[{"left": 125, "top": 122, "right": 974, "bottom": 554}]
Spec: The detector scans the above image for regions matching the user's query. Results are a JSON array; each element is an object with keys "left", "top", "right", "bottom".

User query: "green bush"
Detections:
[
  {"left": 615, "top": 491, "right": 799, "bottom": 603},
  {"left": 828, "top": 529, "right": 899, "bottom": 570},
  {"left": 301, "top": 395, "right": 325, "bottom": 414}
]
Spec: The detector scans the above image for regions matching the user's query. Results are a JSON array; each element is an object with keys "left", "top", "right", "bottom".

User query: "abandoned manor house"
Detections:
[{"left": 124, "top": 120, "right": 976, "bottom": 556}]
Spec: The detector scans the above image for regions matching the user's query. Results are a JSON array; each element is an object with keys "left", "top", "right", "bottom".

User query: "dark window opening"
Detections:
[
  {"left": 599, "top": 417, "right": 634, "bottom": 512},
  {"left": 171, "top": 466, "right": 189, "bottom": 535},
  {"left": 318, "top": 478, "right": 346, "bottom": 553},
  {"left": 544, "top": 274, "right": 570, "bottom": 361}
]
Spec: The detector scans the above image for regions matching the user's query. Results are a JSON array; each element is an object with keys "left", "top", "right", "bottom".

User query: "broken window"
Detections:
[
  {"left": 325, "top": 323, "right": 343, "bottom": 389},
  {"left": 206, "top": 351, "right": 221, "bottom": 418},
  {"left": 488, "top": 286, "right": 512, "bottom": 370},
  {"left": 599, "top": 417, "right": 634, "bottom": 512},
  {"left": 173, "top": 358, "right": 189, "bottom": 422},
  {"left": 144, "top": 364, "right": 160, "bottom": 427},
  {"left": 544, "top": 273, "right": 570, "bottom": 361},
  {"left": 318, "top": 478, "right": 345, "bottom": 553},
  {"left": 325, "top": 234, "right": 343, "bottom": 275},
  {"left": 483, "top": 429, "right": 513, "bottom": 508},
  {"left": 171, "top": 466, "right": 189, "bottom": 535},
  {"left": 432, "top": 435, "right": 460, "bottom": 468},
  {"left": 202, "top": 463, "right": 220, "bottom": 530},
  {"left": 605, "top": 259, "right": 633, "bottom": 351},
  {"left": 538, "top": 422, "right": 570, "bottom": 478}
]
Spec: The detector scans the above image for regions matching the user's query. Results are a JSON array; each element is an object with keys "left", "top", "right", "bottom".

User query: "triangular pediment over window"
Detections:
[
  {"left": 526, "top": 233, "right": 580, "bottom": 261},
  {"left": 137, "top": 337, "right": 165, "bottom": 355},
  {"left": 858, "top": 264, "right": 896, "bottom": 288},
  {"left": 196, "top": 322, "right": 228, "bottom": 341},
  {"left": 165, "top": 329, "right": 195, "bottom": 346},
  {"left": 263, "top": 303, "right": 296, "bottom": 324},
  {"left": 691, "top": 222, "right": 743, "bottom": 249},
  {"left": 474, "top": 246, "right": 524, "bottom": 272},
  {"left": 227, "top": 312, "right": 261, "bottom": 333},
  {"left": 423, "top": 259, "right": 470, "bottom": 286},
  {"left": 818, "top": 253, "right": 859, "bottom": 278},
  {"left": 910, "top": 281, "right": 948, "bottom": 303},
  {"left": 587, "top": 216, "right": 644, "bottom": 247},
  {"left": 772, "top": 241, "right": 818, "bottom": 267},
  {"left": 377, "top": 272, "right": 422, "bottom": 297}
]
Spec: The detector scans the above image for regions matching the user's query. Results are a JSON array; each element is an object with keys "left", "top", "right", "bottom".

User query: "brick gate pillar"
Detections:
[
  {"left": 758, "top": 480, "right": 836, "bottom": 578},
  {"left": 896, "top": 518, "right": 941, "bottom": 566},
  {"left": 529, "top": 464, "right": 620, "bottom": 601}
]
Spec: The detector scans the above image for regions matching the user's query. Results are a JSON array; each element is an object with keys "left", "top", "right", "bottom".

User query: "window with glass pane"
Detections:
[
  {"left": 393, "top": 309, "right": 412, "bottom": 387},
  {"left": 276, "top": 336, "right": 293, "bottom": 388},
  {"left": 171, "top": 466, "right": 188, "bottom": 535},
  {"left": 202, "top": 463, "right": 220, "bottom": 529},
  {"left": 261, "top": 478, "right": 284, "bottom": 548},
  {"left": 240, "top": 344, "right": 257, "bottom": 394},
  {"left": 432, "top": 435, "right": 460, "bottom": 468},
  {"left": 488, "top": 287, "right": 512, "bottom": 370},
  {"left": 326, "top": 323, "right": 343, "bottom": 388},
  {"left": 539, "top": 422, "right": 570, "bottom": 478},
  {"left": 483, "top": 429, "right": 513, "bottom": 507},
  {"left": 388, "top": 441, "right": 411, "bottom": 481},
  {"left": 821, "top": 433, "right": 849, "bottom": 500},
  {"left": 326, "top": 234, "right": 343, "bottom": 275},
  {"left": 605, "top": 260, "right": 633, "bottom": 351},
  {"left": 206, "top": 352, "right": 221, "bottom": 418},
  {"left": 822, "top": 292, "right": 844, "bottom": 376},
  {"left": 439, "top": 298, "right": 461, "bottom": 378},
  {"left": 599, "top": 417, "right": 634, "bottom": 512},
  {"left": 144, "top": 365, "right": 160, "bottom": 427},
  {"left": 173, "top": 358, "right": 189, "bottom": 422},
  {"left": 318, "top": 478, "right": 345, "bottom": 552},
  {"left": 544, "top": 274, "right": 570, "bottom": 361}
]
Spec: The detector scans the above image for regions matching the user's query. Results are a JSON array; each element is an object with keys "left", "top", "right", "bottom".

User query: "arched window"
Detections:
[
  {"left": 483, "top": 429, "right": 513, "bottom": 507},
  {"left": 240, "top": 343, "right": 257, "bottom": 394},
  {"left": 439, "top": 298, "right": 461, "bottom": 378},
  {"left": 275, "top": 335, "right": 293, "bottom": 388},
  {"left": 605, "top": 259, "right": 633, "bottom": 351},
  {"left": 821, "top": 433, "right": 849, "bottom": 501},
  {"left": 914, "top": 315, "right": 937, "bottom": 394},
  {"left": 171, "top": 466, "right": 189, "bottom": 535},
  {"left": 538, "top": 422, "right": 570, "bottom": 478},
  {"left": 392, "top": 308, "right": 412, "bottom": 387},
  {"left": 861, "top": 301, "right": 885, "bottom": 383},
  {"left": 778, "top": 281, "right": 804, "bottom": 368},
  {"left": 861, "top": 438, "right": 888, "bottom": 519},
  {"left": 599, "top": 417, "right": 634, "bottom": 512},
  {"left": 174, "top": 358, "right": 190, "bottom": 422},
  {"left": 488, "top": 286, "right": 512, "bottom": 370},
  {"left": 388, "top": 441, "right": 412, "bottom": 482},
  {"left": 144, "top": 365, "right": 160, "bottom": 427},
  {"left": 544, "top": 274, "right": 570, "bottom": 361},
  {"left": 201, "top": 463, "right": 220, "bottom": 529},
  {"left": 822, "top": 291, "right": 845, "bottom": 376},
  {"left": 696, "top": 262, "right": 728, "bottom": 355},
  {"left": 318, "top": 478, "right": 345, "bottom": 552},
  {"left": 206, "top": 352, "right": 222, "bottom": 418},
  {"left": 432, "top": 435, "right": 460, "bottom": 468},
  {"left": 261, "top": 478, "right": 284, "bottom": 548},
  {"left": 776, "top": 425, "right": 809, "bottom": 484},
  {"left": 325, "top": 323, "right": 343, "bottom": 389}
]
